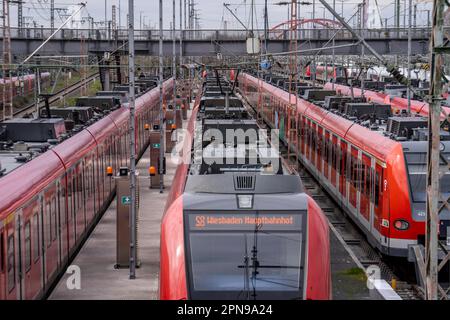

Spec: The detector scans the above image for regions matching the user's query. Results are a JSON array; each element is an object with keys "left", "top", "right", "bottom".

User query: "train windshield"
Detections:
[
  {"left": 184, "top": 211, "right": 306, "bottom": 300},
  {"left": 405, "top": 152, "right": 450, "bottom": 203}
]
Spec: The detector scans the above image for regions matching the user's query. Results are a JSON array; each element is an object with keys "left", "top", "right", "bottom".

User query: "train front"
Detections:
[
  {"left": 161, "top": 173, "right": 330, "bottom": 300},
  {"left": 159, "top": 85, "right": 330, "bottom": 299}
]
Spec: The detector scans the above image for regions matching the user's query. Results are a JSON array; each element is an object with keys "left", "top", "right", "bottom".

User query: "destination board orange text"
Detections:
[{"left": 195, "top": 215, "right": 294, "bottom": 228}]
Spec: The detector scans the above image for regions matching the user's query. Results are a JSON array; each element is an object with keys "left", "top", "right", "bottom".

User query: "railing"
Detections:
[{"left": 1, "top": 27, "right": 435, "bottom": 42}]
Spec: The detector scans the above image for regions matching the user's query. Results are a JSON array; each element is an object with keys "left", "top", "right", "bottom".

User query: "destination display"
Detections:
[{"left": 187, "top": 212, "right": 303, "bottom": 232}]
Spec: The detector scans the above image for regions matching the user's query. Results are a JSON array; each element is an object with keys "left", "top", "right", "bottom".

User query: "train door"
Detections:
[
  {"left": 297, "top": 114, "right": 302, "bottom": 156},
  {"left": 373, "top": 163, "right": 386, "bottom": 237},
  {"left": 323, "top": 130, "right": 330, "bottom": 180},
  {"left": 22, "top": 198, "right": 42, "bottom": 299},
  {"left": 57, "top": 179, "right": 68, "bottom": 267},
  {"left": 331, "top": 135, "right": 338, "bottom": 188},
  {"left": 305, "top": 119, "right": 311, "bottom": 162},
  {"left": 300, "top": 116, "right": 306, "bottom": 157},
  {"left": 98, "top": 143, "right": 106, "bottom": 207},
  {"left": 359, "top": 153, "right": 371, "bottom": 229},
  {"left": 66, "top": 170, "right": 76, "bottom": 252},
  {"left": 5, "top": 215, "right": 19, "bottom": 299},
  {"left": 311, "top": 122, "right": 317, "bottom": 169},
  {"left": 75, "top": 162, "right": 86, "bottom": 240},
  {"left": 340, "top": 140, "right": 347, "bottom": 199},
  {"left": 43, "top": 185, "right": 58, "bottom": 285},
  {"left": 317, "top": 126, "right": 323, "bottom": 175},
  {"left": 349, "top": 146, "right": 359, "bottom": 211},
  {"left": 84, "top": 156, "right": 94, "bottom": 225}
]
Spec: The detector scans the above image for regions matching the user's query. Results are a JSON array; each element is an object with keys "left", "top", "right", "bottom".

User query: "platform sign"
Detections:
[{"left": 121, "top": 196, "right": 131, "bottom": 206}]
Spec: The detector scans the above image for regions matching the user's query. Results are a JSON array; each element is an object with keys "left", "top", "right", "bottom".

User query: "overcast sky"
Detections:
[{"left": 8, "top": 0, "right": 433, "bottom": 29}]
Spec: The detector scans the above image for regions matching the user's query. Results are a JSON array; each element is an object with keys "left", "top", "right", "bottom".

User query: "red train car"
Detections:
[
  {"left": 0, "top": 73, "right": 51, "bottom": 103},
  {"left": 159, "top": 80, "right": 331, "bottom": 300},
  {"left": 239, "top": 73, "right": 450, "bottom": 258},
  {"left": 324, "top": 82, "right": 450, "bottom": 121},
  {"left": 0, "top": 78, "right": 174, "bottom": 300},
  {"left": 314, "top": 65, "right": 348, "bottom": 83}
]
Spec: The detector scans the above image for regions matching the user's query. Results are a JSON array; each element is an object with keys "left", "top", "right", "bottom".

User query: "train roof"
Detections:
[
  {"left": 242, "top": 73, "right": 402, "bottom": 161},
  {"left": 184, "top": 174, "right": 303, "bottom": 195},
  {"left": 0, "top": 150, "right": 64, "bottom": 218},
  {"left": 0, "top": 78, "right": 173, "bottom": 181}
]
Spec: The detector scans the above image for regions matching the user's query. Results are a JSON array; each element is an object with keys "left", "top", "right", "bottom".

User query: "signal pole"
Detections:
[
  {"left": 127, "top": 0, "right": 137, "bottom": 280},
  {"left": 425, "top": 0, "right": 444, "bottom": 300},
  {"left": 159, "top": 0, "right": 165, "bottom": 193}
]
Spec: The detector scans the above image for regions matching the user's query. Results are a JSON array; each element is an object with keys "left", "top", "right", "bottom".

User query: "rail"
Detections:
[
  {"left": 12, "top": 73, "right": 100, "bottom": 118},
  {"left": 1, "top": 27, "right": 436, "bottom": 42}
]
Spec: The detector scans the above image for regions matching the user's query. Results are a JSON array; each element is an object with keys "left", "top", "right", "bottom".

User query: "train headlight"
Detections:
[
  {"left": 394, "top": 219, "right": 409, "bottom": 231},
  {"left": 237, "top": 194, "right": 253, "bottom": 209}
]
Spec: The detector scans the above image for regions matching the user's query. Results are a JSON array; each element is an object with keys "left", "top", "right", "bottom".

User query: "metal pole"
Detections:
[
  {"left": 180, "top": 0, "right": 183, "bottom": 78},
  {"left": 105, "top": 0, "right": 108, "bottom": 31},
  {"left": 360, "top": 2, "right": 365, "bottom": 97},
  {"left": 425, "top": 0, "right": 444, "bottom": 301},
  {"left": 332, "top": 0, "right": 335, "bottom": 89},
  {"left": 159, "top": 0, "right": 165, "bottom": 193},
  {"left": 264, "top": 0, "right": 268, "bottom": 54},
  {"left": 407, "top": 0, "right": 412, "bottom": 114},
  {"left": 50, "top": 0, "right": 55, "bottom": 31},
  {"left": 173, "top": 0, "right": 177, "bottom": 98},
  {"left": 127, "top": 0, "right": 137, "bottom": 280},
  {"left": 119, "top": 0, "right": 121, "bottom": 29}
]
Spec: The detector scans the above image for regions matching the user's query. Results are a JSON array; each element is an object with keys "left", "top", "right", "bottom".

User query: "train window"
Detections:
[
  {"left": 360, "top": 162, "right": 366, "bottom": 194},
  {"left": 77, "top": 172, "right": 82, "bottom": 211},
  {"left": 32, "top": 213, "right": 40, "bottom": 262},
  {"left": 375, "top": 172, "right": 381, "bottom": 207},
  {"left": 45, "top": 202, "right": 50, "bottom": 248},
  {"left": 7, "top": 234, "right": 15, "bottom": 292},
  {"left": 365, "top": 166, "right": 371, "bottom": 198},
  {"left": 68, "top": 178, "right": 73, "bottom": 222},
  {"left": 323, "top": 137, "right": 328, "bottom": 164},
  {"left": 24, "top": 222, "right": 31, "bottom": 272},
  {"left": 60, "top": 185, "right": 66, "bottom": 227},
  {"left": 72, "top": 175, "right": 77, "bottom": 216},
  {"left": 52, "top": 197, "right": 57, "bottom": 242}
]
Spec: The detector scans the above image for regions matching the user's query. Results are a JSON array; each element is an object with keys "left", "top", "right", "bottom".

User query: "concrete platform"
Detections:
[
  {"left": 330, "top": 231, "right": 373, "bottom": 300},
  {"left": 49, "top": 112, "right": 190, "bottom": 300}
]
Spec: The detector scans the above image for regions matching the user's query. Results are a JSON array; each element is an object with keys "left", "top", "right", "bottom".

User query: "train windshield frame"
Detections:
[
  {"left": 405, "top": 152, "right": 450, "bottom": 203},
  {"left": 183, "top": 210, "right": 307, "bottom": 300}
]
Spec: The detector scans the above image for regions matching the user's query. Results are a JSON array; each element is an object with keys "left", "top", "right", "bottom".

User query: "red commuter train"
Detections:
[
  {"left": 239, "top": 73, "right": 450, "bottom": 258},
  {"left": 0, "top": 73, "right": 51, "bottom": 102},
  {"left": 305, "top": 65, "right": 348, "bottom": 83},
  {"left": 324, "top": 83, "right": 450, "bottom": 121},
  {"left": 159, "top": 79, "right": 331, "bottom": 300},
  {"left": 0, "top": 79, "right": 174, "bottom": 300}
]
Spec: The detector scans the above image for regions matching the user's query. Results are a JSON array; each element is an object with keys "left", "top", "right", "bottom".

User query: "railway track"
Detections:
[
  {"left": 237, "top": 90, "right": 422, "bottom": 300},
  {"left": 11, "top": 73, "right": 100, "bottom": 118}
]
